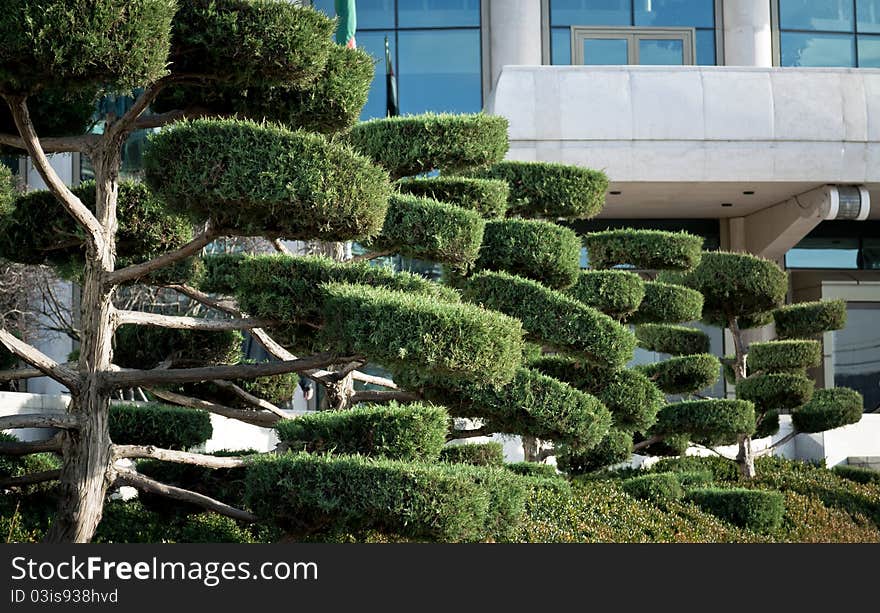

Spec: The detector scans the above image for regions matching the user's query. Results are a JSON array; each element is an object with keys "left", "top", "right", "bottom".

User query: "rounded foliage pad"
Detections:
[
  {"left": 653, "top": 399, "right": 756, "bottom": 442},
  {"left": 109, "top": 403, "right": 213, "bottom": 450},
  {"left": 144, "top": 119, "right": 391, "bottom": 242},
  {"left": 397, "top": 176, "right": 510, "bottom": 219},
  {"left": 687, "top": 488, "right": 784, "bottom": 533},
  {"left": 472, "top": 160, "right": 608, "bottom": 220},
  {"left": 748, "top": 340, "right": 821, "bottom": 373},
  {"left": 635, "top": 324, "right": 711, "bottom": 356},
  {"left": 464, "top": 272, "right": 635, "bottom": 368},
  {"left": 629, "top": 282, "right": 704, "bottom": 325},
  {"left": 773, "top": 300, "right": 847, "bottom": 339},
  {"left": 348, "top": 113, "right": 509, "bottom": 180},
  {"left": 114, "top": 326, "right": 243, "bottom": 370},
  {"left": 440, "top": 442, "right": 505, "bottom": 467},
  {"left": 736, "top": 373, "right": 814, "bottom": 412},
  {"left": 475, "top": 219, "right": 581, "bottom": 289},
  {"left": 792, "top": 387, "right": 863, "bottom": 433},
  {"left": 637, "top": 354, "right": 721, "bottom": 396},
  {"left": 584, "top": 229, "right": 702, "bottom": 271},
  {"left": 565, "top": 270, "right": 645, "bottom": 320},
  {"left": 556, "top": 428, "right": 633, "bottom": 475}
]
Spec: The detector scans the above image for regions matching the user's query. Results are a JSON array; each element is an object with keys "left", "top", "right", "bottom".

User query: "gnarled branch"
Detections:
[
  {"left": 208, "top": 379, "right": 288, "bottom": 419},
  {"left": 115, "top": 310, "right": 278, "bottom": 331},
  {"left": 0, "top": 413, "right": 79, "bottom": 431},
  {"left": 0, "top": 329, "right": 79, "bottom": 390},
  {"left": 0, "top": 132, "right": 99, "bottom": 153},
  {"left": 348, "top": 250, "right": 394, "bottom": 263},
  {"left": 147, "top": 387, "right": 280, "bottom": 428},
  {"left": 0, "top": 433, "right": 64, "bottom": 456},
  {"left": 0, "top": 469, "right": 61, "bottom": 489},
  {"left": 632, "top": 434, "right": 666, "bottom": 452},
  {"left": 112, "top": 445, "right": 253, "bottom": 468},
  {"left": 107, "top": 223, "right": 218, "bottom": 285}
]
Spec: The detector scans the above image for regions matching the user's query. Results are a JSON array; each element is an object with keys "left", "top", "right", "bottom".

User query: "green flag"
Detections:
[{"left": 334, "top": 0, "right": 356, "bottom": 48}]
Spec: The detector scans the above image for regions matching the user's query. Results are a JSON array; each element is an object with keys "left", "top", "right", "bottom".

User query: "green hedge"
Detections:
[
  {"left": 622, "top": 473, "right": 684, "bottom": 503},
  {"left": 748, "top": 340, "right": 822, "bottom": 373},
  {"left": 144, "top": 119, "right": 391, "bottom": 241},
  {"left": 635, "top": 324, "right": 711, "bottom": 356},
  {"left": 397, "top": 176, "right": 509, "bottom": 219},
  {"left": 370, "top": 194, "right": 485, "bottom": 267},
  {"left": 529, "top": 356, "right": 663, "bottom": 433},
  {"left": 736, "top": 373, "right": 814, "bottom": 412},
  {"left": 637, "top": 354, "right": 721, "bottom": 395},
  {"left": 675, "top": 470, "right": 715, "bottom": 489},
  {"left": 653, "top": 399, "right": 756, "bottom": 443},
  {"left": 244, "top": 453, "right": 525, "bottom": 542},
  {"left": 583, "top": 229, "right": 702, "bottom": 271},
  {"left": 755, "top": 409, "right": 780, "bottom": 439},
  {"left": 464, "top": 272, "right": 635, "bottom": 368},
  {"left": 0, "top": 0, "right": 174, "bottom": 94},
  {"left": 275, "top": 402, "right": 448, "bottom": 462},
  {"left": 674, "top": 251, "right": 788, "bottom": 323},
  {"left": 629, "top": 282, "right": 704, "bottom": 325},
  {"left": 110, "top": 403, "right": 212, "bottom": 450},
  {"left": 348, "top": 113, "right": 509, "bottom": 179},
  {"left": 471, "top": 160, "right": 608, "bottom": 220},
  {"left": 474, "top": 219, "right": 582, "bottom": 289},
  {"left": 556, "top": 429, "right": 633, "bottom": 475},
  {"left": 506, "top": 462, "right": 560, "bottom": 479},
  {"left": 440, "top": 442, "right": 505, "bottom": 467},
  {"left": 792, "top": 387, "right": 864, "bottom": 433},
  {"left": 687, "top": 488, "right": 784, "bottom": 532},
  {"left": 413, "top": 367, "right": 611, "bottom": 449},
  {"left": 199, "top": 254, "right": 244, "bottom": 295},
  {"left": 169, "top": 0, "right": 334, "bottom": 87},
  {"left": 321, "top": 283, "right": 523, "bottom": 385},
  {"left": 0, "top": 164, "right": 14, "bottom": 213},
  {"left": 565, "top": 270, "right": 645, "bottom": 319},
  {"left": 773, "top": 300, "right": 848, "bottom": 339},
  {"left": 832, "top": 465, "right": 880, "bottom": 485},
  {"left": 231, "top": 254, "right": 459, "bottom": 323},
  {"left": 113, "top": 325, "right": 243, "bottom": 370}
]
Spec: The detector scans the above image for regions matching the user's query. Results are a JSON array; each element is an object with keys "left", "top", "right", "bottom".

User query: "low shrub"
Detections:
[
  {"left": 506, "top": 462, "right": 560, "bottom": 479},
  {"left": 675, "top": 470, "right": 715, "bottom": 488},
  {"left": 832, "top": 465, "right": 880, "bottom": 486},
  {"left": 621, "top": 472, "right": 684, "bottom": 503},
  {"left": 687, "top": 488, "right": 785, "bottom": 533},
  {"left": 439, "top": 442, "right": 505, "bottom": 467}
]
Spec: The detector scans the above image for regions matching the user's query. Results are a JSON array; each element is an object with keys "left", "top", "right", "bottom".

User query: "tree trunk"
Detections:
[
  {"left": 44, "top": 153, "right": 118, "bottom": 543},
  {"left": 728, "top": 317, "right": 756, "bottom": 480},
  {"left": 736, "top": 434, "right": 756, "bottom": 479},
  {"left": 522, "top": 435, "right": 540, "bottom": 463},
  {"left": 322, "top": 372, "right": 354, "bottom": 411}
]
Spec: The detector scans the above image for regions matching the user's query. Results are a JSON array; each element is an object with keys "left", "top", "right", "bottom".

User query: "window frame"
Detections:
[
  {"left": 772, "top": 0, "right": 880, "bottom": 66},
  {"left": 570, "top": 25, "right": 696, "bottom": 65}
]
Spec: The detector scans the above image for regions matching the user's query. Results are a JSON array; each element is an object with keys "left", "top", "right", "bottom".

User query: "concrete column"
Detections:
[
  {"left": 722, "top": 0, "right": 773, "bottom": 66},
  {"left": 487, "top": 0, "right": 542, "bottom": 97}
]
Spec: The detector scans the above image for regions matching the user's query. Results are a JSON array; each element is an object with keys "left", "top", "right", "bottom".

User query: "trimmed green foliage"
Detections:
[
  {"left": 629, "top": 282, "right": 703, "bottom": 325},
  {"left": 95, "top": 500, "right": 260, "bottom": 543},
  {"left": 584, "top": 229, "right": 702, "bottom": 271},
  {"left": 169, "top": 1, "right": 334, "bottom": 87},
  {"left": 773, "top": 299, "right": 848, "bottom": 339},
  {"left": 0, "top": 88, "right": 96, "bottom": 154},
  {"left": 557, "top": 429, "right": 633, "bottom": 475},
  {"left": 244, "top": 453, "right": 525, "bottom": 542},
  {"left": 637, "top": 432, "right": 691, "bottom": 457},
  {"left": 184, "top": 371, "right": 299, "bottom": 410},
  {"left": 739, "top": 311, "right": 775, "bottom": 330},
  {"left": 676, "top": 251, "right": 788, "bottom": 322},
  {"left": 687, "top": 488, "right": 784, "bottom": 533},
  {"left": 440, "top": 442, "right": 505, "bottom": 467},
  {"left": 755, "top": 409, "right": 780, "bottom": 438},
  {"left": 413, "top": 367, "right": 611, "bottom": 448},
  {"left": 637, "top": 354, "right": 720, "bottom": 395},
  {"left": 230, "top": 254, "right": 458, "bottom": 323},
  {"left": 397, "top": 176, "right": 509, "bottom": 219},
  {"left": 276, "top": 402, "right": 448, "bottom": 462},
  {"left": 199, "top": 254, "right": 244, "bottom": 295},
  {"left": 565, "top": 270, "right": 645, "bottom": 320},
  {"left": 519, "top": 476, "right": 572, "bottom": 497},
  {"left": 371, "top": 194, "right": 485, "bottom": 267},
  {"left": 113, "top": 325, "right": 242, "bottom": 369},
  {"left": 748, "top": 340, "right": 822, "bottom": 373},
  {"left": 109, "top": 403, "right": 212, "bottom": 450},
  {"left": 506, "top": 462, "right": 560, "bottom": 479},
  {"left": 0, "top": 164, "right": 13, "bottom": 213},
  {"left": 464, "top": 272, "right": 635, "bottom": 368},
  {"left": 321, "top": 283, "right": 523, "bottom": 385},
  {"left": 530, "top": 356, "right": 663, "bottom": 433},
  {"left": 832, "top": 465, "right": 880, "bottom": 486},
  {"left": 635, "top": 324, "right": 710, "bottom": 356},
  {"left": 156, "top": 44, "right": 373, "bottom": 135},
  {"left": 736, "top": 373, "right": 814, "bottom": 412},
  {"left": 675, "top": 470, "right": 715, "bottom": 488},
  {"left": 653, "top": 399, "right": 756, "bottom": 442},
  {"left": 622, "top": 473, "right": 684, "bottom": 503},
  {"left": 347, "top": 113, "right": 509, "bottom": 180},
  {"left": 652, "top": 455, "right": 742, "bottom": 482},
  {"left": 144, "top": 119, "right": 391, "bottom": 241},
  {"left": 0, "top": 0, "right": 175, "bottom": 94},
  {"left": 792, "top": 387, "right": 863, "bottom": 433},
  {"left": 0, "top": 181, "right": 192, "bottom": 273},
  {"left": 471, "top": 160, "right": 607, "bottom": 220},
  {"left": 0, "top": 433, "right": 61, "bottom": 479},
  {"left": 475, "top": 219, "right": 581, "bottom": 289}
]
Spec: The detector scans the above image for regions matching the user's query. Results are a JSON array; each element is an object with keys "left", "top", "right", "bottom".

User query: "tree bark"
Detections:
[
  {"left": 729, "top": 316, "right": 756, "bottom": 479},
  {"left": 522, "top": 435, "right": 540, "bottom": 463}
]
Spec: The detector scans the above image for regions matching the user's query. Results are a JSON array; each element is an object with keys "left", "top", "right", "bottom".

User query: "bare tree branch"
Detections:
[
  {"left": 632, "top": 434, "right": 666, "bottom": 452},
  {"left": 112, "top": 445, "right": 253, "bottom": 468},
  {"left": 0, "top": 433, "right": 64, "bottom": 456},
  {"left": 351, "top": 390, "right": 421, "bottom": 404},
  {"left": 0, "top": 469, "right": 61, "bottom": 489},
  {"left": 271, "top": 239, "right": 291, "bottom": 254},
  {"left": 0, "top": 329, "right": 79, "bottom": 390},
  {"left": 447, "top": 426, "right": 491, "bottom": 440},
  {"left": 115, "top": 310, "right": 278, "bottom": 331},
  {"left": 0, "top": 413, "right": 79, "bottom": 431},
  {"left": 208, "top": 379, "right": 288, "bottom": 419},
  {"left": 147, "top": 387, "right": 281, "bottom": 428},
  {"left": 164, "top": 284, "right": 238, "bottom": 314},
  {"left": 348, "top": 250, "right": 394, "bottom": 263},
  {"left": 114, "top": 469, "right": 258, "bottom": 523},
  {"left": 0, "top": 132, "right": 98, "bottom": 153},
  {"left": 107, "top": 223, "right": 218, "bottom": 285},
  {"left": 103, "top": 75, "right": 195, "bottom": 147}
]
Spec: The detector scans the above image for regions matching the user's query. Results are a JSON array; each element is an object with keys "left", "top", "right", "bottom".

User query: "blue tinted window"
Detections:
[
  {"left": 638, "top": 38, "right": 683, "bottom": 64},
  {"left": 397, "top": 0, "right": 479, "bottom": 27},
  {"left": 584, "top": 38, "right": 629, "bottom": 64},
  {"left": 779, "top": 0, "right": 854, "bottom": 32},
  {"left": 781, "top": 31, "right": 855, "bottom": 66},
  {"left": 786, "top": 238, "right": 860, "bottom": 268},
  {"left": 695, "top": 28, "right": 716, "bottom": 64},
  {"left": 551, "top": 0, "right": 631, "bottom": 26},
  {"left": 397, "top": 30, "right": 482, "bottom": 115},
  {"left": 634, "top": 0, "right": 714, "bottom": 28},
  {"left": 858, "top": 34, "right": 880, "bottom": 65},
  {"left": 552, "top": 27, "right": 573, "bottom": 64},
  {"left": 858, "top": 0, "right": 880, "bottom": 33},
  {"left": 354, "top": 31, "right": 395, "bottom": 120}
]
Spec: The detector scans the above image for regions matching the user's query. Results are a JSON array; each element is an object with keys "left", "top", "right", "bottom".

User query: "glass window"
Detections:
[
  {"left": 634, "top": 0, "right": 714, "bottom": 28},
  {"left": 552, "top": 27, "right": 573, "bottom": 64},
  {"left": 313, "top": 0, "right": 396, "bottom": 29},
  {"left": 785, "top": 237, "right": 860, "bottom": 269},
  {"left": 862, "top": 238, "right": 880, "bottom": 269},
  {"left": 584, "top": 38, "right": 629, "bottom": 64},
  {"left": 551, "top": 0, "right": 631, "bottom": 27},
  {"left": 778, "top": 0, "right": 854, "bottom": 32},
  {"left": 353, "top": 31, "right": 395, "bottom": 120},
  {"left": 833, "top": 303, "right": 879, "bottom": 413},
  {"left": 1, "top": 156, "right": 18, "bottom": 174},
  {"left": 397, "top": 30, "right": 482, "bottom": 115},
  {"left": 858, "top": 34, "right": 880, "bottom": 65},
  {"left": 638, "top": 38, "right": 684, "bottom": 64},
  {"left": 858, "top": 0, "right": 880, "bottom": 32},
  {"left": 780, "top": 31, "right": 856, "bottom": 66},
  {"left": 397, "top": 0, "right": 479, "bottom": 27},
  {"left": 695, "top": 28, "right": 717, "bottom": 65}
]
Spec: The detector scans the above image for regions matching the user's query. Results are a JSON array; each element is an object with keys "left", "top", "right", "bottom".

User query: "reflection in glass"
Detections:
[
  {"left": 785, "top": 237, "right": 860, "bottom": 269},
  {"left": 858, "top": 0, "right": 880, "bottom": 33},
  {"left": 858, "top": 35, "right": 880, "bottom": 66},
  {"left": 353, "top": 31, "right": 395, "bottom": 121},
  {"left": 862, "top": 238, "right": 880, "bottom": 269},
  {"left": 551, "top": 0, "right": 630, "bottom": 26},
  {"left": 397, "top": 30, "right": 482, "bottom": 115},
  {"left": 634, "top": 0, "right": 714, "bottom": 28},
  {"left": 638, "top": 38, "right": 684, "bottom": 64},
  {"left": 833, "top": 304, "right": 879, "bottom": 412},
  {"left": 779, "top": 0, "right": 854, "bottom": 32},
  {"left": 696, "top": 28, "right": 716, "bottom": 65},
  {"left": 397, "top": 0, "right": 479, "bottom": 27},
  {"left": 552, "top": 27, "right": 573, "bottom": 64},
  {"left": 583, "top": 38, "right": 629, "bottom": 64},
  {"left": 780, "top": 32, "right": 855, "bottom": 66}
]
